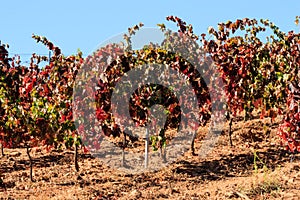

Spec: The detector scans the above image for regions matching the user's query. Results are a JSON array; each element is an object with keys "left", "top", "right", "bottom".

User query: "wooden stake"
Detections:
[{"left": 74, "top": 143, "right": 79, "bottom": 172}]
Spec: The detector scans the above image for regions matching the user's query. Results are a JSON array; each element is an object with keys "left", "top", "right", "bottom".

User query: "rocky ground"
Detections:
[{"left": 1, "top": 114, "right": 300, "bottom": 199}]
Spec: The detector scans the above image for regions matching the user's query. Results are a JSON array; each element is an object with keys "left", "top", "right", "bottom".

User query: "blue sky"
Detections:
[{"left": 1, "top": 0, "right": 299, "bottom": 63}]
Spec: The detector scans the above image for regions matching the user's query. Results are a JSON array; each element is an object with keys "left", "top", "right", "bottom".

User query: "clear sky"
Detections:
[{"left": 1, "top": 0, "right": 299, "bottom": 64}]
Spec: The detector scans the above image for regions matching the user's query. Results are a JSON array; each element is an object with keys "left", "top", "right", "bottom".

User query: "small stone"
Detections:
[{"left": 288, "top": 178, "right": 294, "bottom": 183}]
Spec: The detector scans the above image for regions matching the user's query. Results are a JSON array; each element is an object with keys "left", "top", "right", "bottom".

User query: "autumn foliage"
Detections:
[{"left": 0, "top": 15, "right": 300, "bottom": 179}]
